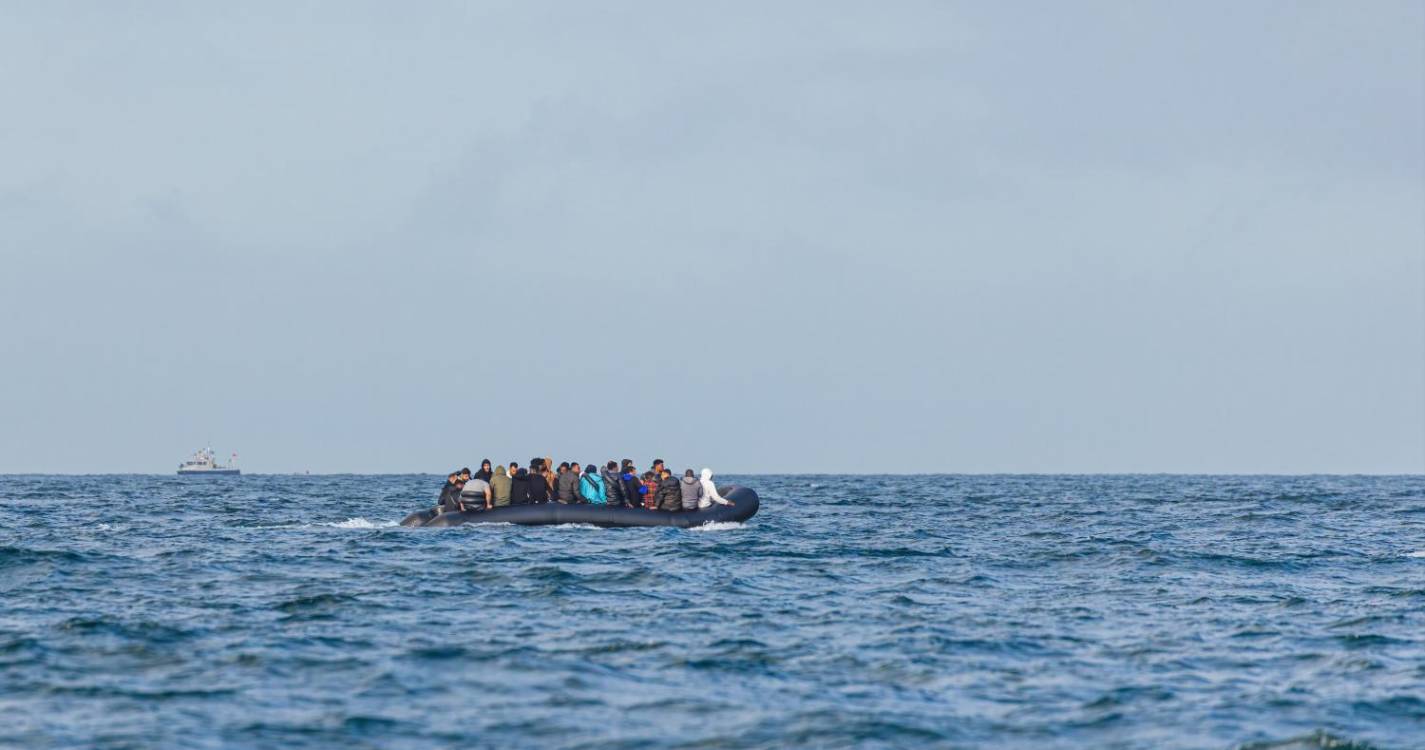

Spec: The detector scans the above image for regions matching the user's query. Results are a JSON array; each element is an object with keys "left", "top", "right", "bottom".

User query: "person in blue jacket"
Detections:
[
  {"left": 579, "top": 464, "right": 607, "bottom": 504},
  {"left": 620, "top": 463, "right": 645, "bottom": 508}
]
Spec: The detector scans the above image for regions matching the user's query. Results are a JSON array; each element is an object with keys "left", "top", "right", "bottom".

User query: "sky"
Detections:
[{"left": 1, "top": 2, "right": 1422, "bottom": 474}]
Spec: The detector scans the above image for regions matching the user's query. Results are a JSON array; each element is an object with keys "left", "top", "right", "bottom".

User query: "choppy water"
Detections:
[{"left": 2, "top": 474, "right": 1423, "bottom": 749}]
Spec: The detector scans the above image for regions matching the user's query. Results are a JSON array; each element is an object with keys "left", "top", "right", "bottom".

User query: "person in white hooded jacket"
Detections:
[{"left": 698, "top": 468, "right": 735, "bottom": 509}]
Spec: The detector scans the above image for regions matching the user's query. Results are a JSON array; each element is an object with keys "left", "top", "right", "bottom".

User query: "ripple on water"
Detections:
[{"left": 1235, "top": 730, "right": 1383, "bottom": 749}]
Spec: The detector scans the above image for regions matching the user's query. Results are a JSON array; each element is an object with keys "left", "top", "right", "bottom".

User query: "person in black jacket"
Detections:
[
  {"left": 527, "top": 464, "right": 551, "bottom": 504},
  {"left": 437, "top": 471, "right": 463, "bottom": 514},
  {"left": 620, "top": 464, "right": 644, "bottom": 509},
  {"left": 509, "top": 467, "right": 532, "bottom": 505},
  {"left": 656, "top": 468, "right": 682, "bottom": 511},
  {"left": 601, "top": 461, "right": 626, "bottom": 507},
  {"left": 474, "top": 459, "right": 493, "bottom": 483}
]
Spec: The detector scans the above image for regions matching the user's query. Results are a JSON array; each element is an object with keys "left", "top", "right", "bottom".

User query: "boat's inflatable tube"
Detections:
[{"left": 400, "top": 485, "right": 759, "bottom": 528}]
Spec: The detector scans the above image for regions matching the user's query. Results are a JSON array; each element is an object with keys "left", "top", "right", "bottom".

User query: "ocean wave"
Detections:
[
  {"left": 688, "top": 521, "right": 745, "bottom": 532},
  {"left": 0, "top": 545, "right": 90, "bottom": 567},
  {"left": 276, "top": 592, "right": 360, "bottom": 613},
  {"left": 1235, "top": 729, "right": 1381, "bottom": 749},
  {"left": 323, "top": 517, "right": 398, "bottom": 529}
]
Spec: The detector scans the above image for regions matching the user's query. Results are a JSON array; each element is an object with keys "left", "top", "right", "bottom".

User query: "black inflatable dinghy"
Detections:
[{"left": 401, "top": 485, "right": 759, "bottom": 528}]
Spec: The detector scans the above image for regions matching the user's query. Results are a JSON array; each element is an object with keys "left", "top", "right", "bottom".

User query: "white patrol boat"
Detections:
[{"left": 177, "top": 447, "right": 241, "bottom": 476}]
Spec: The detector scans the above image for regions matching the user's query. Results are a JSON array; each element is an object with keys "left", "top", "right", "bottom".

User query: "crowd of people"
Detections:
[{"left": 434, "top": 458, "right": 735, "bottom": 515}]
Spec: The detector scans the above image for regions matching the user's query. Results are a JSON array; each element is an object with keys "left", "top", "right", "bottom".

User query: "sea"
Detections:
[{"left": 1, "top": 474, "right": 1422, "bottom": 749}]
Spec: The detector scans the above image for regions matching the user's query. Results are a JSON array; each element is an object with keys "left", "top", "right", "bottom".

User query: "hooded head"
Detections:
[
  {"left": 701, "top": 468, "right": 713, "bottom": 481},
  {"left": 495, "top": 465, "right": 507, "bottom": 477}
]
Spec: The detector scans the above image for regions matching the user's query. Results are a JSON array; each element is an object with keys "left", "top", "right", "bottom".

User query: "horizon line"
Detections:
[{"left": 1, "top": 471, "right": 1422, "bottom": 478}]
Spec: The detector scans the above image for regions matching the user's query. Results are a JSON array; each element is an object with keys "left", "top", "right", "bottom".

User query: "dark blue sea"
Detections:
[{"left": 2, "top": 474, "right": 1423, "bottom": 749}]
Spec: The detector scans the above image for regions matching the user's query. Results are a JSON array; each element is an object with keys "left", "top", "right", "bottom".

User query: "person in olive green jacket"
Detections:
[{"left": 490, "top": 464, "right": 513, "bottom": 507}]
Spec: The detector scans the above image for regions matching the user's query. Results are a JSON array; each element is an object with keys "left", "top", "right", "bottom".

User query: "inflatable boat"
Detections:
[{"left": 400, "top": 485, "right": 759, "bottom": 528}]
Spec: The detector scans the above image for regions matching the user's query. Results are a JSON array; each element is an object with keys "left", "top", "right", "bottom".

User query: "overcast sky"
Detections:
[{"left": 1, "top": 2, "right": 1421, "bottom": 474}]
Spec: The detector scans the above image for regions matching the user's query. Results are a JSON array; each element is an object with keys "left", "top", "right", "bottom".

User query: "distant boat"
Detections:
[{"left": 177, "top": 447, "right": 241, "bottom": 476}]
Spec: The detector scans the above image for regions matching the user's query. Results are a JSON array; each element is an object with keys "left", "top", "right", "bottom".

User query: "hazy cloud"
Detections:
[{"left": 1, "top": 1, "right": 1421, "bottom": 473}]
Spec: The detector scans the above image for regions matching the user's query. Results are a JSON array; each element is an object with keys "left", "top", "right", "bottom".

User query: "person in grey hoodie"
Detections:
[
  {"left": 554, "top": 462, "right": 581, "bottom": 504},
  {"left": 679, "top": 469, "right": 703, "bottom": 511}
]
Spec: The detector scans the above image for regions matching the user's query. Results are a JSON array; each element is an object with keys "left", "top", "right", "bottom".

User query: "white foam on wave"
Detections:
[
  {"left": 688, "top": 521, "right": 745, "bottom": 532},
  {"left": 1407, "top": 550, "right": 1425, "bottom": 558},
  {"left": 323, "top": 517, "right": 398, "bottom": 529}
]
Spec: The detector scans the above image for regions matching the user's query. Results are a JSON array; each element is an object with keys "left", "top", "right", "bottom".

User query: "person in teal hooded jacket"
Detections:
[{"left": 579, "top": 464, "right": 607, "bottom": 504}]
